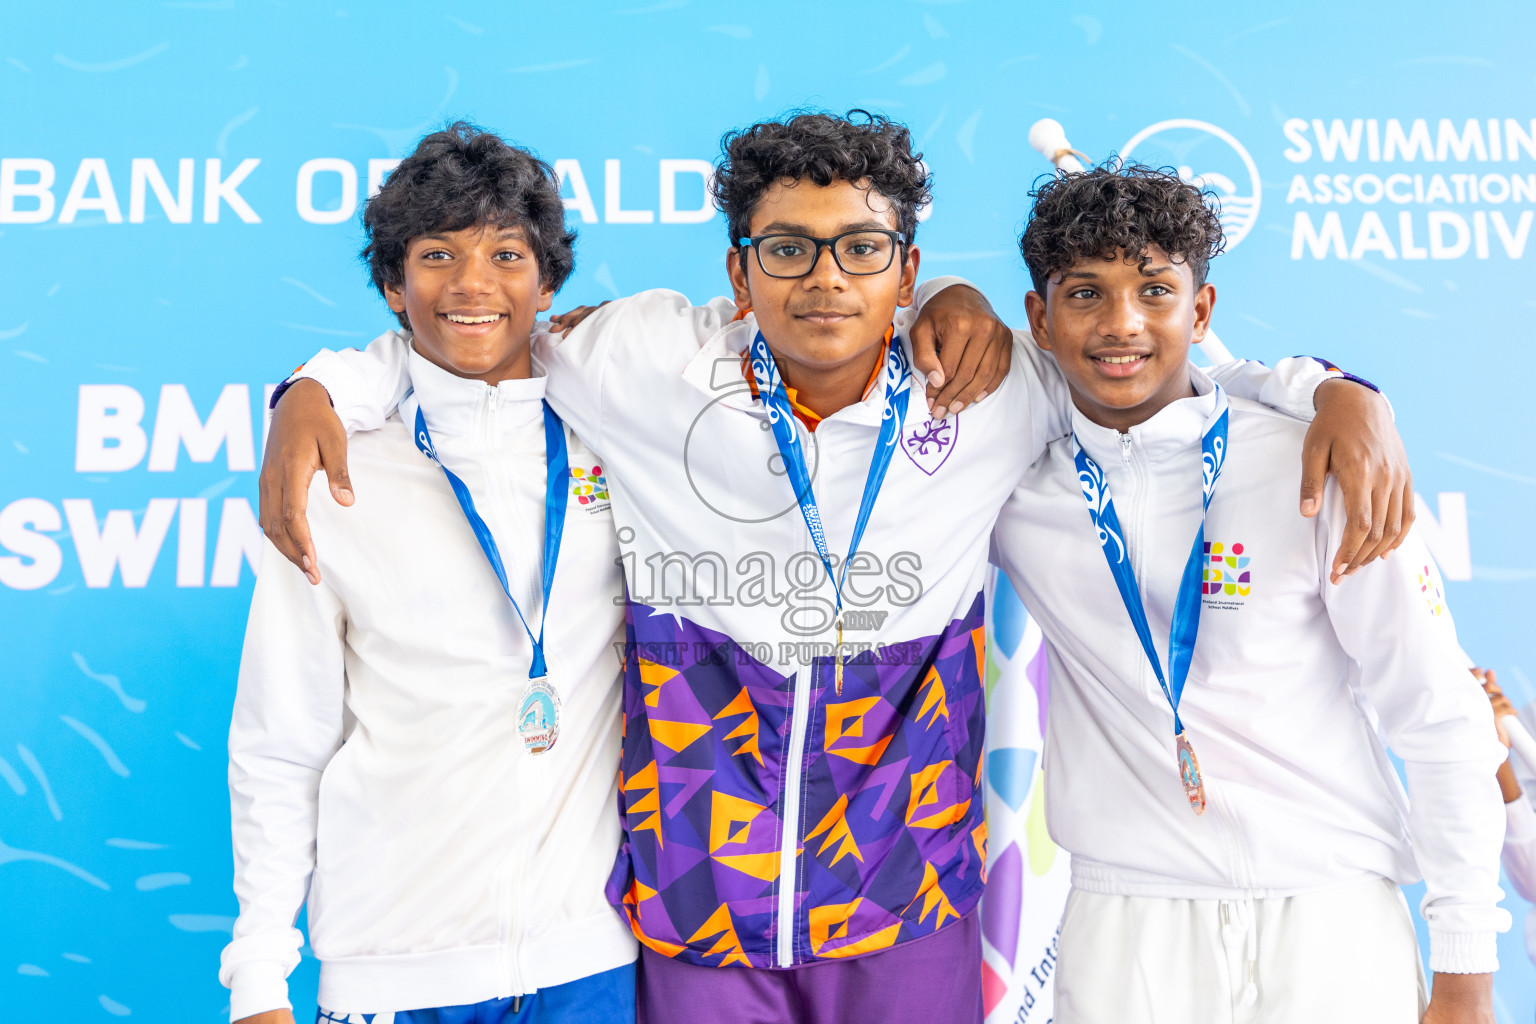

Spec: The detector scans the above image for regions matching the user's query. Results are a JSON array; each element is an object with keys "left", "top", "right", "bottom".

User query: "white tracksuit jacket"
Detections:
[
  {"left": 991, "top": 367, "right": 1509, "bottom": 974},
  {"left": 289, "top": 280, "right": 1339, "bottom": 971},
  {"left": 220, "top": 351, "right": 636, "bottom": 1019}
]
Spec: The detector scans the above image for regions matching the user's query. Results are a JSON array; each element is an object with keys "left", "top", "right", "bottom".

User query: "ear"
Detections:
[
  {"left": 1191, "top": 283, "right": 1217, "bottom": 342},
  {"left": 726, "top": 247, "right": 752, "bottom": 311},
  {"left": 537, "top": 281, "right": 556, "bottom": 313},
  {"left": 383, "top": 280, "right": 407, "bottom": 314},
  {"left": 895, "top": 245, "right": 920, "bottom": 307},
  {"left": 1024, "top": 290, "right": 1052, "bottom": 351}
]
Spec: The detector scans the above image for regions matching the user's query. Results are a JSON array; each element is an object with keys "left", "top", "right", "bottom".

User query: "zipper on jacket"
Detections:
[
  {"left": 481, "top": 382, "right": 542, "bottom": 999},
  {"left": 1119, "top": 438, "right": 1162, "bottom": 720},
  {"left": 503, "top": 819, "right": 530, "bottom": 997},
  {"left": 775, "top": 422, "right": 825, "bottom": 968},
  {"left": 775, "top": 574, "right": 816, "bottom": 962},
  {"left": 484, "top": 387, "right": 540, "bottom": 626},
  {"left": 776, "top": 661, "right": 814, "bottom": 967}
]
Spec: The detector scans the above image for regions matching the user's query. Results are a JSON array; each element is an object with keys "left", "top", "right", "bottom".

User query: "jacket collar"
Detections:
[
  {"left": 405, "top": 338, "right": 548, "bottom": 446},
  {"left": 679, "top": 314, "right": 918, "bottom": 430},
  {"left": 1071, "top": 365, "right": 1219, "bottom": 467}
]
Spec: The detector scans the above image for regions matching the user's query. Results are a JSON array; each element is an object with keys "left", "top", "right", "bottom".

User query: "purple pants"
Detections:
[{"left": 636, "top": 911, "right": 983, "bottom": 1024}]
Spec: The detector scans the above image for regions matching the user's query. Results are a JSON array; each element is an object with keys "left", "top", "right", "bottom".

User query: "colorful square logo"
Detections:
[
  {"left": 570, "top": 464, "right": 610, "bottom": 508},
  {"left": 1203, "top": 541, "right": 1251, "bottom": 598}
]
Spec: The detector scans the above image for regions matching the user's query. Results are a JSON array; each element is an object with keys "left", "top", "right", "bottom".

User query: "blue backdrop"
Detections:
[{"left": 3, "top": 1, "right": 1534, "bottom": 1019}]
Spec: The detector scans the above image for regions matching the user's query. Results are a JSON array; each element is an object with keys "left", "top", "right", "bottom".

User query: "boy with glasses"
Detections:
[{"left": 260, "top": 112, "right": 1410, "bottom": 1023}]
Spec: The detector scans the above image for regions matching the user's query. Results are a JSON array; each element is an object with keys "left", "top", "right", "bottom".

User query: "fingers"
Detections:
[
  {"left": 551, "top": 302, "right": 611, "bottom": 336},
  {"left": 1354, "top": 478, "right": 1402, "bottom": 569},
  {"left": 1329, "top": 457, "right": 1375, "bottom": 585},
  {"left": 256, "top": 381, "right": 340, "bottom": 586},
  {"left": 317, "top": 424, "right": 355, "bottom": 508},
  {"left": 930, "top": 328, "right": 991, "bottom": 417},
  {"left": 258, "top": 451, "right": 302, "bottom": 567},
  {"left": 1385, "top": 478, "right": 1416, "bottom": 558},
  {"left": 259, "top": 443, "right": 315, "bottom": 583},
  {"left": 1298, "top": 430, "right": 1329, "bottom": 520},
  {"left": 280, "top": 470, "right": 320, "bottom": 586},
  {"left": 949, "top": 331, "right": 1004, "bottom": 412},
  {"left": 908, "top": 316, "right": 945, "bottom": 411}
]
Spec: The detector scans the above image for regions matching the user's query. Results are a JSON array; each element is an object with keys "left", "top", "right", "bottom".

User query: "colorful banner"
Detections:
[{"left": 980, "top": 575, "right": 1071, "bottom": 1024}]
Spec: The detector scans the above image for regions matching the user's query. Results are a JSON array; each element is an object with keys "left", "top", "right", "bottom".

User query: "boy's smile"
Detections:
[
  {"left": 726, "top": 179, "right": 919, "bottom": 419},
  {"left": 385, "top": 224, "right": 555, "bottom": 384},
  {"left": 1025, "top": 244, "right": 1216, "bottom": 431}
]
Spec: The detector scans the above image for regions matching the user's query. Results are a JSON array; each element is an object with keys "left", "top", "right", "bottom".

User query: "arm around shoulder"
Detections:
[
  {"left": 1209, "top": 354, "right": 1410, "bottom": 575},
  {"left": 286, "top": 330, "right": 414, "bottom": 435}
]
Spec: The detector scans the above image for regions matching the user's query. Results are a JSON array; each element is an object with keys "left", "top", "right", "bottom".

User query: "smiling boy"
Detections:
[
  {"left": 259, "top": 113, "right": 1412, "bottom": 1023},
  {"left": 221, "top": 124, "right": 638, "bottom": 1024},
  {"left": 990, "top": 165, "right": 1507, "bottom": 1023}
]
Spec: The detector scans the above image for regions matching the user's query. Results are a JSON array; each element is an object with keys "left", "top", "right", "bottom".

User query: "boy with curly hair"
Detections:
[
  {"left": 220, "top": 123, "right": 639, "bottom": 1024},
  {"left": 990, "top": 165, "right": 1507, "bottom": 1022},
  {"left": 260, "top": 114, "right": 1407, "bottom": 1023}
]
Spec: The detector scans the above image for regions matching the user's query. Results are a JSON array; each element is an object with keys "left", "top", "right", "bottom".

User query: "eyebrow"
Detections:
[
  {"left": 1059, "top": 263, "right": 1175, "bottom": 281},
  {"left": 418, "top": 227, "right": 527, "bottom": 244},
  {"left": 754, "top": 219, "right": 894, "bottom": 236}
]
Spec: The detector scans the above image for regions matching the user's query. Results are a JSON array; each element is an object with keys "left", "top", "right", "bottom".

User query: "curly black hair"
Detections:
[
  {"left": 362, "top": 121, "right": 576, "bottom": 329},
  {"left": 712, "top": 109, "right": 932, "bottom": 252},
  {"left": 1020, "top": 163, "right": 1225, "bottom": 295}
]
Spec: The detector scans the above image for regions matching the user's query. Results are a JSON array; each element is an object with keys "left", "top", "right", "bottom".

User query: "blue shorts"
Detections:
[{"left": 317, "top": 962, "right": 636, "bottom": 1024}]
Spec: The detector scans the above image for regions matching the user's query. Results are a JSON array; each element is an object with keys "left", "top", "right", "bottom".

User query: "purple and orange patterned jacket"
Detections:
[{"left": 606, "top": 593, "right": 991, "bottom": 967}]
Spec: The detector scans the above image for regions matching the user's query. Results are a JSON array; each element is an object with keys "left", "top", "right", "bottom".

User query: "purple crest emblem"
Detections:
[{"left": 902, "top": 416, "right": 958, "bottom": 475}]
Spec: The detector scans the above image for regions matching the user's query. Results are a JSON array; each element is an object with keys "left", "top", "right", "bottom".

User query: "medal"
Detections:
[
  {"left": 748, "top": 328, "right": 909, "bottom": 699},
  {"left": 1175, "top": 731, "right": 1207, "bottom": 815},
  {"left": 408, "top": 387, "right": 570, "bottom": 756},
  {"left": 518, "top": 677, "right": 562, "bottom": 754},
  {"left": 1072, "top": 382, "right": 1229, "bottom": 816},
  {"left": 834, "top": 614, "right": 845, "bottom": 697}
]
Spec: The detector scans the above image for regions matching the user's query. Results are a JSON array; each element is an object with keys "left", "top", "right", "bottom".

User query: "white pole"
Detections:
[{"left": 1505, "top": 717, "right": 1536, "bottom": 775}]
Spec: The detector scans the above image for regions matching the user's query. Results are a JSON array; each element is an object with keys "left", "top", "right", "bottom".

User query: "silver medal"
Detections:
[{"left": 517, "top": 676, "right": 561, "bottom": 754}]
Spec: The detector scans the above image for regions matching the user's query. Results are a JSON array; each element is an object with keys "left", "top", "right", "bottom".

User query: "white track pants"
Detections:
[{"left": 1054, "top": 876, "right": 1427, "bottom": 1024}]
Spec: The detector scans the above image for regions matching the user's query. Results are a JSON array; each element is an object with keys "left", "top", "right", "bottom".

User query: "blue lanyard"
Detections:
[
  {"left": 1072, "top": 386, "right": 1229, "bottom": 735},
  {"left": 747, "top": 329, "right": 911, "bottom": 618},
  {"left": 408, "top": 393, "right": 570, "bottom": 680}
]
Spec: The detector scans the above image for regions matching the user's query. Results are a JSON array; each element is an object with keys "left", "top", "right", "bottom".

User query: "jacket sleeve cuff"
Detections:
[
  {"left": 1313, "top": 374, "right": 1395, "bottom": 424},
  {"left": 1427, "top": 928, "right": 1499, "bottom": 974},
  {"left": 227, "top": 959, "right": 292, "bottom": 1021},
  {"left": 269, "top": 375, "right": 332, "bottom": 410}
]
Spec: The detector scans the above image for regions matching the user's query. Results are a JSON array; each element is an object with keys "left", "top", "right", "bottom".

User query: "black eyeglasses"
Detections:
[{"left": 737, "top": 229, "right": 908, "bottom": 279}]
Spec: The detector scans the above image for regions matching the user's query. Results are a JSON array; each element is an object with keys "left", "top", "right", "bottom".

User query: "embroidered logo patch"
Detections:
[
  {"left": 902, "top": 416, "right": 958, "bottom": 476},
  {"left": 1418, "top": 564, "right": 1446, "bottom": 617},
  {"left": 570, "top": 464, "right": 610, "bottom": 512},
  {"left": 1203, "top": 541, "right": 1251, "bottom": 604}
]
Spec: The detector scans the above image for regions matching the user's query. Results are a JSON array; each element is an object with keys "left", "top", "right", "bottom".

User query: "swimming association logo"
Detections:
[
  {"left": 1203, "top": 541, "right": 1251, "bottom": 602},
  {"left": 1121, "top": 119, "right": 1263, "bottom": 250}
]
